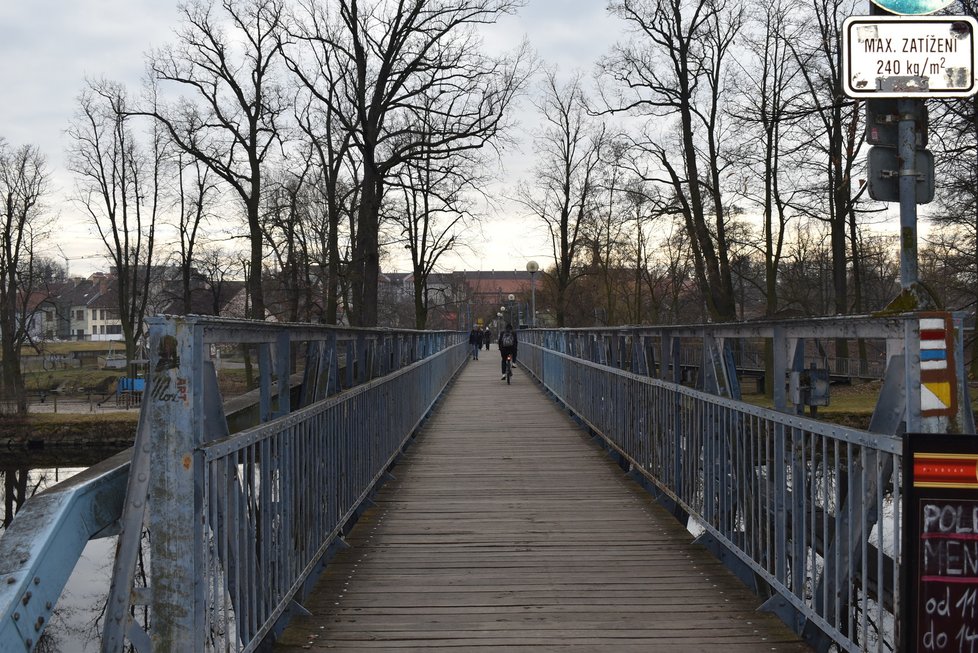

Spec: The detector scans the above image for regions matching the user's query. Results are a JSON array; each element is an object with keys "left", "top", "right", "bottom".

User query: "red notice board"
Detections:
[{"left": 904, "top": 433, "right": 978, "bottom": 652}]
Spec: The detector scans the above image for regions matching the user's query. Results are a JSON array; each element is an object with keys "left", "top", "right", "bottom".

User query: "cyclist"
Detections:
[{"left": 498, "top": 323, "right": 518, "bottom": 380}]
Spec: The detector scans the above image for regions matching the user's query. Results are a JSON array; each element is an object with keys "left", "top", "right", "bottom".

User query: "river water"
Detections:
[{"left": 1, "top": 448, "right": 125, "bottom": 652}]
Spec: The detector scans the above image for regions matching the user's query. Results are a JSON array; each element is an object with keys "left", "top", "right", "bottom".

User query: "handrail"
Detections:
[
  {"left": 0, "top": 448, "right": 130, "bottom": 651},
  {"left": 0, "top": 318, "right": 466, "bottom": 652},
  {"left": 515, "top": 316, "right": 936, "bottom": 652},
  {"left": 120, "top": 316, "right": 467, "bottom": 651}
]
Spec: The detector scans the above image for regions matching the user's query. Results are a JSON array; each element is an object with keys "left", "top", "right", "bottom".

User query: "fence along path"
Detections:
[{"left": 276, "top": 353, "right": 810, "bottom": 651}]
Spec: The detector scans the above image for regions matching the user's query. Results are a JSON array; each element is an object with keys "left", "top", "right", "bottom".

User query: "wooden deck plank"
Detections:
[{"left": 276, "top": 358, "right": 811, "bottom": 652}]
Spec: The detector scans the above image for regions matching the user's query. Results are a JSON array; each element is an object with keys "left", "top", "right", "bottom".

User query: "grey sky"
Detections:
[{"left": 0, "top": 0, "right": 621, "bottom": 276}]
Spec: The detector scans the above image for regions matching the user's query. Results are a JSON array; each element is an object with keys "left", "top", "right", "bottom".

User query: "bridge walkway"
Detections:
[{"left": 276, "top": 352, "right": 811, "bottom": 652}]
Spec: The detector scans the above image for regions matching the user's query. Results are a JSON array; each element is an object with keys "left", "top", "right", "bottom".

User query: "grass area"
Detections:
[
  {"left": 23, "top": 367, "right": 126, "bottom": 394},
  {"left": 742, "top": 381, "right": 883, "bottom": 430},
  {"left": 17, "top": 360, "right": 252, "bottom": 402},
  {"left": 27, "top": 411, "right": 139, "bottom": 425},
  {"left": 745, "top": 379, "right": 978, "bottom": 430},
  {"left": 21, "top": 341, "right": 126, "bottom": 355}
]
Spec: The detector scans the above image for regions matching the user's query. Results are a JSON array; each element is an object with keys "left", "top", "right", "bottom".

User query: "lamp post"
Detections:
[
  {"left": 526, "top": 260, "right": 539, "bottom": 327},
  {"left": 507, "top": 294, "right": 516, "bottom": 327}
]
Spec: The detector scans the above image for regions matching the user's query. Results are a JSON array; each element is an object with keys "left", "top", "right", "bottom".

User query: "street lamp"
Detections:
[
  {"left": 507, "top": 294, "right": 516, "bottom": 327},
  {"left": 526, "top": 260, "right": 539, "bottom": 327}
]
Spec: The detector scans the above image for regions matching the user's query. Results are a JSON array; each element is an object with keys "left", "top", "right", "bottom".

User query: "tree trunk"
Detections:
[
  {"left": 352, "top": 166, "right": 382, "bottom": 327},
  {"left": 413, "top": 276, "right": 428, "bottom": 329},
  {"left": 0, "top": 335, "right": 26, "bottom": 416},
  {"left": 0, "top": 296, "right": 21, "bottom": 416}
]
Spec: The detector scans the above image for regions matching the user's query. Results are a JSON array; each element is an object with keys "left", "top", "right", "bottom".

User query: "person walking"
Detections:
[
  {"left": 483, "top": 327, "right": 492, "bottom": 351},
  {"left": 468, "top": 325, "right": 482, "bottom": 360},
  {"left": 498, "top": 323, "right": 518, "bottom": 380}
]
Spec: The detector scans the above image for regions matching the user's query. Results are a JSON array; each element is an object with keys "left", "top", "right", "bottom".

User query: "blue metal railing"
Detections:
[
  {"left": 0, "top": 449, "right": 130, "bottom": 650},
  {"left": 196, "top": 339, "right": 466, "bottom": 650},
  {"left": 516, "top": 315, "right": 966, "bottom": 653},
  {"left": 127, "top": 317, "right": 467, "bottom": 651},
  {"left": 0, "top": 317, "right": 466, "bottom": 652}
]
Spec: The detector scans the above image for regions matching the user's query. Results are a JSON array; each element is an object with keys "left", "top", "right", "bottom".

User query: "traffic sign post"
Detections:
[
  {"left": 865, "top": 98, "right": 927, "bottom": 146},
  {"left": 898, "top": 98, "right": 923, "bottom": 289},
  {"left": 844, "top": 14, "right": 978, "bottom": 296},
  {"left": 867, "top": 146, "right": 934, "bottom": 203},
  {"left": 843, "top": 16, "right": 978, "bottom": 98}
]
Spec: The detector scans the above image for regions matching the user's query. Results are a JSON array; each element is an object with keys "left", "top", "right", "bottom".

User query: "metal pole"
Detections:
[
  {"left": 898, "top": 98, "right": 920, "bottom": 289},
  {"left": 531, "top": 273, "right": 536, "bottom": 327}
]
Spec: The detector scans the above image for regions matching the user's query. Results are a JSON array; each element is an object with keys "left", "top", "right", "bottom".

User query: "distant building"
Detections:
[
  {"left": 22, "top": 267, "right": 249, "bottom": 343},
  {"left": 378, "top": 269, "right": 537, "bottom": 329},
  {"left": 55, "top": 274, "right": 119, "bottom": 341}
]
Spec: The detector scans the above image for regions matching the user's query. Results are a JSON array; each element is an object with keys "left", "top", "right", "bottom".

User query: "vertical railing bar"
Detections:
[
  {"left": 762, "top": 413, "right": 768, "bottom": 569},
  {"left": 809, "top": 429, "right": 816, "bottom": 606},
  {"left": 822, "top": 434, "right": 830, "bottom": 624},
  {"left": 861, "top": 446, "right": 869, "bottom": 649},
  {"left": 749, "top": 413, "right": 756, "bottom": 562},
  {"left": 892, "top": 452, "right": 901, "bottom": 649},
  {"left": 232, "top": 452, "right": 242, "bottom": 650},
  {"left": 246, "top": 442, "right": 255, "bottom": 641},
  {"left": 734, "top": 406, "right": 741, "bottom": 542},
  {"left": 826, "top": 440, "right": 849, "bottom": 630},
  {"left": 744, "top": 415, "right": 764, "bottom": 567},
  {"left": 847, "top": 442, "right": 855, "bottom": 638},
  {"left": 876, "top": 451, "right": 884, "bottom": 653},
  {"left": 255, "top": 439, "right": 264, "bottom": 640},
  {"left": 258, "top": 343, "right": 271, "bottom": 424},
  {"left": 260, "top": 437, "right": 266, "bottom": 638},
  {"left": 224, "top": 456, "right": 232, "bottom": 653},
  {"left": 727, "top": 404, "right": 733, "bottom": 541}
]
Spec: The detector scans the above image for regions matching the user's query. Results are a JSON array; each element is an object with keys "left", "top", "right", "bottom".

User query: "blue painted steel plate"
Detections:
[{"left": 871, "top": 0, "right": 954, "bottom": 14}]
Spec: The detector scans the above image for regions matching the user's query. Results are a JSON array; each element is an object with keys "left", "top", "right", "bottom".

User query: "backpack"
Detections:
[{"left": 500, "top": 331, "right": 514, "bottom": 348}]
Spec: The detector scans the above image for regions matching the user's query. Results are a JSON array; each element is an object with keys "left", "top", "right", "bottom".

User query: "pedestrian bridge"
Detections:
[{"left": 1, "top": 314, "right": 972, "bottom": 652}]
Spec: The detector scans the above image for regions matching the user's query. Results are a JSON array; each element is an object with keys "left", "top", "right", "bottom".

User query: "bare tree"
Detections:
[
  {"left": 927, "top": 0, "right": 978, "bottom": 372},
  {"left": 389, "top": 89, "right": 486, "bottom": 329},
  {"left": 622, "top": 179, "right": 666, "bottom": 324},
  {"left": 584, "top": 140, "right": 632, "bottom": 326},
  {"left": 777, "top": 219, "right": 834, "bottom": 316},
  {"left": 638, "top": 216, "right": 701, "bottom": 324},
  {"left": 728, "top": 0, "right": 808, "bottom": 316},
  {"left": 195, "top": 245, "right": 243, "bottom": 315},
  {"left": 285, "top": 0, "right": 531, "bottom": 326},
  {"left": 173, "top": 153, "right": 219, "bottom": 313},
  {"left": 141, "top": 0, "right": 288, "bottom": 320},
  {"left": 67, "top": 80, "right": 160, "bottom": 365},
  {"left": 598, "top": 0, "right": 744, "bottom": 322},
  {"left": 262, "top": 156, "right": 321, "bottom": 322},
  {"left": 787, "top": 0, "right": 864, "bottom": 318},
  {"left": 0, "top": 140, "right": 50, "bottom": 416},
  {"left": 295, "top": 91, "right": 358, "bottom": 325},
  {"left": 518, "top": 71, "right": 606, "bottom": 327}
]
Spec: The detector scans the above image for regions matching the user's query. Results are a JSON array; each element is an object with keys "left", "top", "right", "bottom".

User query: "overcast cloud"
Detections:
[{"left": 0, "top": 0, "right": 621, "bottom": 275}]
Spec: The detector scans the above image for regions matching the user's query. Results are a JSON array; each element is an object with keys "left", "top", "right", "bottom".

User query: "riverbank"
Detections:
[{"left": 0, "top": 412, "right": 137, "bottom": 449}]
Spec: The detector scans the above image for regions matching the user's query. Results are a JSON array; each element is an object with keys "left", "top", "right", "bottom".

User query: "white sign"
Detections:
[{"left": 842, "top": 16, "right": 978, "bottom": 98}]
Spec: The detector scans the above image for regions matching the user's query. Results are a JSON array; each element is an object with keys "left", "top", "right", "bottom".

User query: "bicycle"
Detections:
[{"left": 504, "top": 354, "right": 513, "bottom": 384}]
